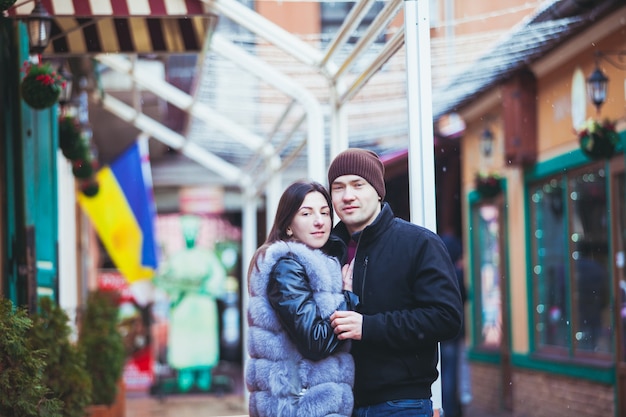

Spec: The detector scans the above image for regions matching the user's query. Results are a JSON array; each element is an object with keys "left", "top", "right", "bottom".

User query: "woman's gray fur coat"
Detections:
[{"left": 246, "top": 241, "right": 354, "bottom": 417}]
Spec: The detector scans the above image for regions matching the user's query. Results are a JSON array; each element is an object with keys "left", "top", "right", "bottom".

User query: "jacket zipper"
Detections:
[
  {"left": 352, "top": 233, "right": 368, "bottom": 305},
  {"left": 360, "top": 256, "right": 368, "bottom": 305}
]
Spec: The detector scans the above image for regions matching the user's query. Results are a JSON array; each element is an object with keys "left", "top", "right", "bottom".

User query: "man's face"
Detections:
[{"left": 330, "top": 174, "right": 381, "bottom": 235}]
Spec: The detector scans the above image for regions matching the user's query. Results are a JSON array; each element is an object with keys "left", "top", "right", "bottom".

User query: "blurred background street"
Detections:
[{"left": 2, "top": 1, "right": 624, "bottom": 417}]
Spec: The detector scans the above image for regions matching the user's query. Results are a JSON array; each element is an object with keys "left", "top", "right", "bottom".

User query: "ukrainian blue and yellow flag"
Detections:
[{"left": 78, "top": 138, "right": 158, "bottom": 283}]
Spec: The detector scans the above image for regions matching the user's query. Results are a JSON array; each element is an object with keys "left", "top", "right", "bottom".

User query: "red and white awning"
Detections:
[{"left": 7, "top": 0, "right": 217, "bottom": 55}]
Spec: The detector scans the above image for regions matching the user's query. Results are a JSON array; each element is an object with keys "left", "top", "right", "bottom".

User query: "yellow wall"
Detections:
[
  {"left": 537, "top": 29, "right": 626, "bottom": 160},
  {"left": 459, "top": 8, "right": 626, "bottom": 178}
]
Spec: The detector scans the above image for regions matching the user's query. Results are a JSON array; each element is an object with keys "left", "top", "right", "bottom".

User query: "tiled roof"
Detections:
[{"left": 433, "top": 0, "right": 622, "bottom": 120}]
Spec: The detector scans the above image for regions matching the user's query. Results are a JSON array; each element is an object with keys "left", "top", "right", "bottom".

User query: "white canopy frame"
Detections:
[{"left": 94, "top": 0, "right": 440, "bottom": 411}]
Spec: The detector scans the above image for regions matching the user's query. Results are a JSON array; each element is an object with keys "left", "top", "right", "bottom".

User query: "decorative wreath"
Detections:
[{"left": 577, "top": 118, "right": 620, "bottom": 160}]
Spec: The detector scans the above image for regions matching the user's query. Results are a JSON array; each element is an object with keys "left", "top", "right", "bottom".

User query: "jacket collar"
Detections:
[{"left": 333, "top": 202, "right": 394, "bottom": 245}]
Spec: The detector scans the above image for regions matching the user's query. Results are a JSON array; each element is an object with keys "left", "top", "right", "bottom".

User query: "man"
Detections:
[{"left": 328, "top": 148, "right": 463, "bottom": 417}]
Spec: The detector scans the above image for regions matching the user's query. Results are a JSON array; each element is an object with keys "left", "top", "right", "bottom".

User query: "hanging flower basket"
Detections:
[
  {"left": 475, "top": 172, "right": 502, "bottom": 198},
  {"left": 79, "top": 178, "right": 100, "bottom": 197},
  {"left": 59, "top": 116, "right": 89, "bottom": 160},
  {"left": 577, "top": 118, "right": 620, "bottom": 160},
  {"left": 58, "top": 114, "right": 100, "bottom": 196},
  {"left": 0, "top": 0, "right": 17, "bottom": 12},
  {"left": 72, "top": 159, "right": 97, "bottom": 179},
  {"left": 20, "top": 61, "right": 66, "bottom": 110}
]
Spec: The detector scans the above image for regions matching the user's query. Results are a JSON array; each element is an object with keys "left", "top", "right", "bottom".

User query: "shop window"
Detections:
[
  {"left": 470, "top": 200, "right": 504, "bottom": 349},
  {"left": 529, "top": 163, "right": 613, "bottom": 359}
]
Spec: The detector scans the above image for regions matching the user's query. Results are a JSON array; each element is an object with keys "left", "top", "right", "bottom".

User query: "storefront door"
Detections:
[
  {"left": 3, "top": 23, "right": 59, "bottom": 308},
  {"left": 470, "top": 190, "right": 512, "bottom": 410}
]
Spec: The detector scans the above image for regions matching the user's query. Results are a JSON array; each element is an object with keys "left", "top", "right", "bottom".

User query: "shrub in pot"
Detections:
[
  {"left": 29, "top": 297, "right": 92, "bottom": 417},
  {"left": 0, "top": 299, "right": 62, "bottom": 417},
  {"left": 78, "top": 289, "right": 126, "bottom": 406}
]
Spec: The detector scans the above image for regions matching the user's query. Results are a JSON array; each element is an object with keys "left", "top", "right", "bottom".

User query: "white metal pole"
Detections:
[
  {"left": 241, "top": 187, "right": 258, "bottom": 412},
  {"left": 404, "top": 0, "right": 436, "bottom": 230},
  {"left": 403, "top": 0, "right": 442, "bottom": 416}
]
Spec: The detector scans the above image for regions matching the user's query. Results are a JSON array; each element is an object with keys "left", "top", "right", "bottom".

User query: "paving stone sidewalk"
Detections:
[
  {"left": 125, "top": 393, "right": 513, "bottom": 417},
  {"left": 124, "top": 361, "right": 512, "bottom": 417}
]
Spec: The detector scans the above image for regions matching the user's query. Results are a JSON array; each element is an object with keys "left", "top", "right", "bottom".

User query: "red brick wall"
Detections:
[
  {"left": 470, "top": 362, "right": 505, "bottom": 413},
  {"left": 470, "top": 363, "right": 615, "bottom": 417},
  {"left": 512, "top": 369, "right": 613, "bottom": 417}
]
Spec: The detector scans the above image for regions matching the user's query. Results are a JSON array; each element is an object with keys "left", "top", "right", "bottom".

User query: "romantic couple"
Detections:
[{"left": 246, "top": 148, "right": 464, "bottom": 417}]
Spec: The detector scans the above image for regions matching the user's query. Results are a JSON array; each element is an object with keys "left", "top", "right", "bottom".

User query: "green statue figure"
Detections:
[{"left": 154, "top": 214, "right": 226, "bottom": 393}]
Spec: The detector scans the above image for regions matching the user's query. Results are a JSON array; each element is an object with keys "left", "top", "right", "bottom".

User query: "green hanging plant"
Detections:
[
  {"left": 58, "top": 115, "right": 100, "bottom": 196},
  {"left": 0, "top": 0, "right": 17, "bottom": 12},
  {"left": 72, "top": 158, "right": 97, "bottom": 179},
  {"left": 576, "top": 118, "right": 620, "bottom": 160},
  {"left": 20, "top": 61, "right": 66, "bottom": 110},
  {"left": 475, "top": 171, "right": 502, "bottom": 198},
  {"left": 79, "top": 178, "right": 100, "bottom": 197},
  {"left": 59, "top": 116, "right": 89, "bottom": 160}
]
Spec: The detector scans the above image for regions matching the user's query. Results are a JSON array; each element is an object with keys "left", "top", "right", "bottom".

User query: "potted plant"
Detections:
[
  {"left": 78, "top": 290, "right": 126, "bottom": 417},
  {"left": 29, "top": 297, "right": 92, "bottom": 417},
  {"left": 0, "top": 299, "right": 62, "bottom": 417},
  {"left": 475, "top": 171, "right": 502, "bottom": 198},
  {"left": 20, "top": 61, "right": 66, "bottom": 110},
  {"left": 577, "top": 118, "right": 620, "bottom": 160}
]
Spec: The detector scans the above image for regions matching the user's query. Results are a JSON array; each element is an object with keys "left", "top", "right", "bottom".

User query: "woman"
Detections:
[{"left": 246, "top": 181, "right": 356, "bottom": 417}]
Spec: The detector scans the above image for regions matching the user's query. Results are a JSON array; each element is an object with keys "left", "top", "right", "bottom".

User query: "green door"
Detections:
[{"left": 2, "top": 21, "right": 59, "bottom": 309}]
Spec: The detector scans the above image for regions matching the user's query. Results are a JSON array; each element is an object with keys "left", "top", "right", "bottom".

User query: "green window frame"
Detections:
[
  {"left": 468, "top": 182, "right": 508, "bottom": 357},
  {"left": 528, "top": 162, "right": 613, "bottom": 361}
]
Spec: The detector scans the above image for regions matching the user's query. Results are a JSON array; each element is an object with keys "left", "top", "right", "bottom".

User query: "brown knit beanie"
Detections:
[{"left": 328, "top": 148, "right": 386, "bottom": 200}]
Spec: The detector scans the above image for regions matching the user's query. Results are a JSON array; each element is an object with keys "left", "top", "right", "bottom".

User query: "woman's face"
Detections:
[{"left": 287, "top": 191, "right": 332, "bottom": 249}]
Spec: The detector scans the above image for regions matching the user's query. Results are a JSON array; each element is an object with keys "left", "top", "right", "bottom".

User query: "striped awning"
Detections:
[{"left": 7, "top": 0, "right": 217, "bottom": 55}]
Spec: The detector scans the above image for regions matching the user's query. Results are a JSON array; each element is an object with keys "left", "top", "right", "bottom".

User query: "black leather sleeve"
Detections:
[
  {"left": 267, "top": 256, "right": 345, "bottom": 361},
  {"left": 343, "top": 290, "right": 360, "bottom": 312}
]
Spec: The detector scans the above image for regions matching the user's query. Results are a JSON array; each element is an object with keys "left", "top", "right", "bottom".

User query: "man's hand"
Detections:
[
  {"left": 330, "top": 310, "right": 363, "bottom": 340},
  {"left": 342, "top": 259, "right": 354, "bottom": 292}
]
